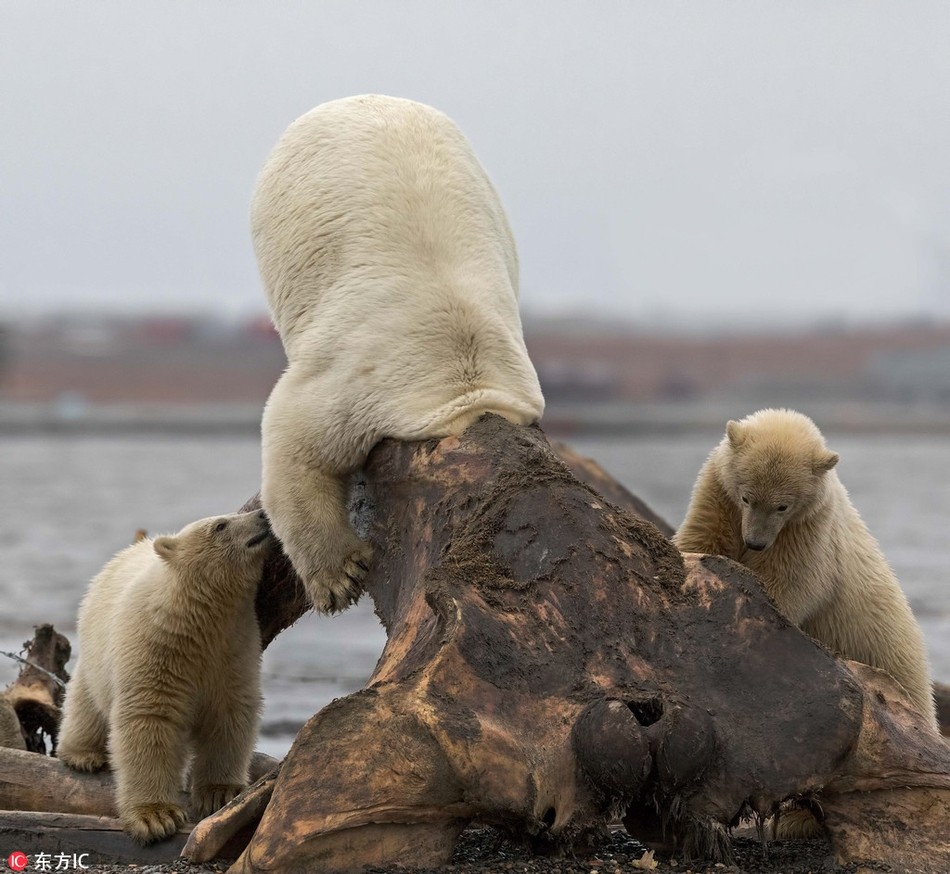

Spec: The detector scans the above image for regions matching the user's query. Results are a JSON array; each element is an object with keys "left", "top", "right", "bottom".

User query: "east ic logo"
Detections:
[
  {"left": 6, "top": 852, "right": 91, "bottom": 871},
  {"left": 6, "top": 853, "right": 28, "bottom": 872}
]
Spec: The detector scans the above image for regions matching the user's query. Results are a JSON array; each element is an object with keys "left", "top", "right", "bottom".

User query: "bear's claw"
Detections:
[
  {"left": 312, "top": 547, "right": 372, "bottom": 613},
  {"left": 58, "top": 749, "right": 108, "bottom": 772},
  {"left": 123, "top": 801, "right": 187, "bottom": 845},
  {"left": 191, "top": 783, "right": 245, "bottom": 820}
]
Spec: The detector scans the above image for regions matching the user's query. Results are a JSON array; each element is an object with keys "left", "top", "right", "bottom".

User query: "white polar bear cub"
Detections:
[
  {"left": 57, "top": 511, "right": 270, "bottom": 844},
  {"left": 253, "top": 94, "right": 545, "bottom": 613},
  {"left": 675, "top": 409, "right": 936, "bottom": 728}
]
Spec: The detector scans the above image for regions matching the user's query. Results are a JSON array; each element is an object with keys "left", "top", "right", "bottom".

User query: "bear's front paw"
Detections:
[
  {"left": 312, "top": 543, "right": 372, "bottom": 614},
  {"left": 190, "top": 783, "right": 245, "bottom": 820},
  {"left": 58, "top": 748, "right": 108, "bottom": 772},
  {"left": 122, "top": 802, "right": 187, "bottom": 845}
]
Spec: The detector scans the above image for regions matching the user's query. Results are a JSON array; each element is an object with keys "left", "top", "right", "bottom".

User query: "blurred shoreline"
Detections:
[
  {"left": 5, "top": 398, "right": 950, "bottom": 437},
  {"left": 4, "top": 314, "right": 950, "bottom": 438}
]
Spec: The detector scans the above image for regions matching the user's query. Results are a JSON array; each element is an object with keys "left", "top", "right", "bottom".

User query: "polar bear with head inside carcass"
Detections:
[{"left": 252, "top": 95, "right": 544, "bottom": 613}]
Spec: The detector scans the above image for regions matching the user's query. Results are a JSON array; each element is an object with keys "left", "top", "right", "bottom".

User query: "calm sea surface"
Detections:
[{"left": 2, "top": 429, "right": 948, "bottom": 756}]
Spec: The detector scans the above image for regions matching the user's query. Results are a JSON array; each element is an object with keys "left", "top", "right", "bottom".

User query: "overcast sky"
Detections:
[{"left": 3, "top": 2, "right": 950, "bottom": 328}]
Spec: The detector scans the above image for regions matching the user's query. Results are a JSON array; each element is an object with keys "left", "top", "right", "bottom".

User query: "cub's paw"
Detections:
[
  {"left": 122, "top": 802, "right": 187, "bottom": 845},
  {"left": 311, "top": 544, "right": 372, "bottom": 614},
  {"left": 58, "top": 748, "right": 108, "bottom": 772},
  {"left": 191, "top": 783, "right": 245, "bottom": 820}
]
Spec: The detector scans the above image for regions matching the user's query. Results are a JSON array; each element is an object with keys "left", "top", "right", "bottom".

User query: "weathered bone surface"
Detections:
[
  {"left": 246, "top": 434, "right": 673, "bottom": 647},
  {"left": 182, "top": 415, "right": 948, "bottom": 873}
]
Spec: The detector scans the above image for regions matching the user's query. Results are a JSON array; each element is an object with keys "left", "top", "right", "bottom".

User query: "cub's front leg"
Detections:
[
  {"left": 110, "top": 700, "right": 188, "bottom": 845},
  {"left": 262, "top": 373, "right": 371, "bottom": 613},
  {"left": 189, "top": 681, "right": 260, "bottom": 820}
]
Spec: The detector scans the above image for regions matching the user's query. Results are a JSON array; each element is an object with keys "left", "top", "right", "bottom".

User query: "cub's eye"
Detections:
[
  {"left": 214, "top": 521, "right": 228, "bottom": 532},
  {"left": 741, "top": 495, "right": 750, "bottom": 505},
  {"left": 776, "top": 505, "right": 788, "bottom": 513}
]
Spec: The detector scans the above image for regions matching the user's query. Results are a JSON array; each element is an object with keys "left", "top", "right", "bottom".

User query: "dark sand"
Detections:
[{"left": 86, "top": 826, "right": 896, "bottom": 873}]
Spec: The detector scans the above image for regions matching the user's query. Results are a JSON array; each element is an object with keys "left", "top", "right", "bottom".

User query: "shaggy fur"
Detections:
[
  {"left": 0, "top": 698, "right": 24, "bottom": 750},
  {"left": 57, "top": 511, "right": 270, "bottom": 844},
  {"left": 253, "top": 94, "right": 544, "bottom": 613},
  {"left": 674, "top": 408, "right": 936, "bottom": 727}
]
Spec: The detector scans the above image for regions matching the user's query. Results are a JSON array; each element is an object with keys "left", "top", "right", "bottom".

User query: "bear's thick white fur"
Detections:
[
  {"left": 674, "top": 408, "right": 936, "bottom": 727},
  {"left": 253, "top": 94, "right": 544, "bottom": 613},
  {"left": 57, "top": 511, "right": 270, "bottom": 844}
]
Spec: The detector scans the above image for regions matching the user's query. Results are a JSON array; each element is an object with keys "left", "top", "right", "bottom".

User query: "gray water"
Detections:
[{"left": 2, "top": 430, "right": 948, "bottom": 756}]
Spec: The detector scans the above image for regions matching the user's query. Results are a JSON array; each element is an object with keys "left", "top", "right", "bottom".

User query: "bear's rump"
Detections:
[{"left": 252, "top": 98, "right": 518, "bottom": 345}]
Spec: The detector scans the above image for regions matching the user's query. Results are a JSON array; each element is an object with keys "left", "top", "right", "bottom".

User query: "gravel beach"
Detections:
[{"left": 84, "top": 826, "right": 895, "bottom": 874}]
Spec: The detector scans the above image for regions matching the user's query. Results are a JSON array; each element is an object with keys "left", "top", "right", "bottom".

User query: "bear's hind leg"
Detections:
[
  {"left": 57, "top": 670, "right": 109, "bottom": 772},
  {"left": 110, "top": 703, "right": 189, "bottom": 845}
]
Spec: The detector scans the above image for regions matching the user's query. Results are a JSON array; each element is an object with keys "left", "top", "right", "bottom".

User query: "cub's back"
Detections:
[{"left": 76, "top": 540, "right": 165, "bottom": 692}]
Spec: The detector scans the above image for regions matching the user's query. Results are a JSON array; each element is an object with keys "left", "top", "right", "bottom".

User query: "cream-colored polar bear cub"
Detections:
[
  {"left": 253, "top": 94, "right": 544, "bottom": 613},
  {"left": 57, "top": 511, "right": 270, "bottom": 844},
  {"left": 674, "top": 408, "right": 936, "bottom": 727}
]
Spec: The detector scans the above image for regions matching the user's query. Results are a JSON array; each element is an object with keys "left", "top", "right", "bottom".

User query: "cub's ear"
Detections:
[
  {"left": 153, "top": 536, "right": 178, "bottom": 562},
  {"left": 726, "top": 420, "right": 745, "bottom": 449},
  {"left": 813, "top": 450, "right": 839, "bottom": 474}
]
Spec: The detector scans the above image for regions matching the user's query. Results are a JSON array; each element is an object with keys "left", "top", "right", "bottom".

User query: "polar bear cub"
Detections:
[
  {"left": 674, "top": 408, "right": 936, "bottom": 727},
  {"left": 57, "top": 510, "right": 271, "bottom": 844},
  {"left": 253, "top": 94, "right": 544, "bottom": 613}
]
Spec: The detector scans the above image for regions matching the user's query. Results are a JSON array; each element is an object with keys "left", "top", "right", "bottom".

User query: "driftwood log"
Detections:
[
  {"left": 1, "top": 624, "right": 70, "bottom": 754},
  {"left": 178, "top": 415, "right": 949, "bottom": 873},
  {"left": 0, "top": 748, "right": 279, "bottom": 862},
  {"left": 0, "top": 747, "right": 279, "bottom": 819},
  {"left": 0, "top": 628, "right": 279, "bottom": 863}
]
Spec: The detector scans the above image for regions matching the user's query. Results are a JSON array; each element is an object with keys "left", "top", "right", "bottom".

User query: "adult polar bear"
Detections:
[{"left": 253, "top": 95, "right": 544, "bottom": 613}]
